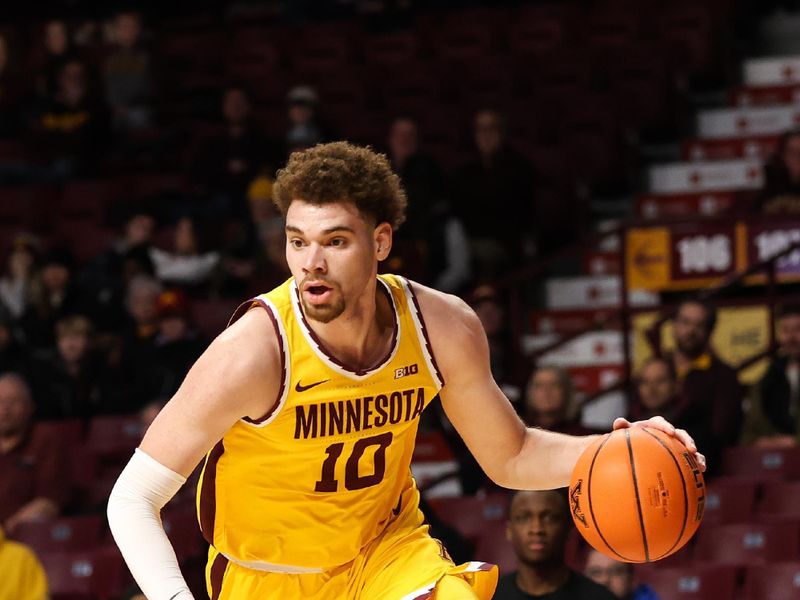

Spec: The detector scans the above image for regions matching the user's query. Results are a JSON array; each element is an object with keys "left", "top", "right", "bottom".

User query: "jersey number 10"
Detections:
[{"left": 314, "top": 432, "right": 393, "bottom": 492}]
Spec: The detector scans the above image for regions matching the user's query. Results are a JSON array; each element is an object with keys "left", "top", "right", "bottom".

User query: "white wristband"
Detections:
[{"left": 108, "top": 449, "right": 195, "bottom": 600}]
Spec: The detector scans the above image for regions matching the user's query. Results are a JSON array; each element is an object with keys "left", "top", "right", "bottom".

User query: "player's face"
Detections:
[
  {"left": 584, "top": 550, "right": 633, "bottom": 598},
  {"left": 778, "top": 314, "right": 800, "bottom": 359},
  {"left": 673, "top": 303, "right": 710, "bottom": 358},
  {"left": 285, "top": 200, "right": 390, "bottom": 324},
  {"left": 506, "top": 491, "right": 568, "bottom": 566}
]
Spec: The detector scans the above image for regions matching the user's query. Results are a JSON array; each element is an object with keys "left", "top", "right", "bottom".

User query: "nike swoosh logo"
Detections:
[{"left": 295, "top": 379, "right": 329, "bottom": 393}]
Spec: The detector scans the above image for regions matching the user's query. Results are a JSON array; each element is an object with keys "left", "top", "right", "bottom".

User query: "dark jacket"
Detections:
[{"left": 759, "top": 355, "right": 797, "bottom": 434}]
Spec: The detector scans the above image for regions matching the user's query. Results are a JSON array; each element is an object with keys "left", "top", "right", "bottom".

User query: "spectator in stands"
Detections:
[
  {"left": 149, "top": 215, "right": 220, "bottom": 287},
  {"left": 0, "top": 233, "right": 41, "bottom": 321},
  {"left": 495, "top": 489, "right": 616, "bottom": 599},
  {"left": 0, "top": 526, "right": 49, "bottom": 600},
  {"left": 584, "top": 549, "right": 658, "bottom": 600},
  {"left": 103, "top": 10, "right": 154, "bottom": 131},
  {"left": 0, "top": 34, "right": 24, "bottom": 138},
  {"left": 0, "top": 309, "right": 29, "bottom": 375},
  {"left": 0, "top": 373, "right": 69, "bottom": 533},
  {"left": 221, "top": 174, "right": 290, "bottom": 296},
  {"left": 757, "top": 302, "right": 800, "bottom": 447},
  {"left": 388, "top": 116, "right": 470, "bottom": 292},
  {"left": 20, "top": 246, "right": 89, "bottom": 350},
  {"left": 668, "top": 298, "right": 743, "bottom": 475},
  {"left": 33, "top": 315, "right": 108, "bottom": 420},
  {"left": 471, "top": 285, "right": 530, "bottom": 405},
  {"left": 134, "top": 290, "right": 206, "bottom": 401},
  {"left": 757, "top": 128, "right": 800, "bottom": 214},
  {"left": 37, "top": 19, "right": 77, "bottom": 102},
  {"left": 451, "top": 109, "right": 536, "bottom": 278},
  {"left": 285, "top": 85, "right": 328, "bottom": 152},
  {"left": 32, "top": 58, "right": 110, "bottom": 179},
  {"left": 193, "top": 85, "right": 280, "bottom": 219},
  {"left": 629, "top": 357, "right": 683, "bottom": 424},
  {"left": 524, "top": 367, "right": 591, "bottom": 435}
]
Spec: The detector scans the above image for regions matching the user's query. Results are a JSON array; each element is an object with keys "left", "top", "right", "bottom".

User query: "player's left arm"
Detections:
[{"left": 414, "top": 284, "right": 705, "bottom": 490}]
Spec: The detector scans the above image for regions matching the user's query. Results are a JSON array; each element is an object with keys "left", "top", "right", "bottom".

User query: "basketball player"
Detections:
[{"left": 107, "top": 142, "right": 704, "bottom": 600}]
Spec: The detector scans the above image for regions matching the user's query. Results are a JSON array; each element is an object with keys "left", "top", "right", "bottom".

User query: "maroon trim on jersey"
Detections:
[
  {"left": 406, "top": 281, "right": 445, "bottom": 387},
  {"left": 293, "top": 279, "right": 399, "bottom": 376},
  {"left": 199, "top": 440, "right": 225, "bottom": 545},
  {"left": 209, "top": 552, "right": 229, "bottom": 600},
  {"left": 411, "top": 592, "right": 433, "bottom": 600},
  {"left": 476, "top": 562, "right": 495, "bottom": 571},
  {"left": 239, "top": 298, "right": 287, "bottom": 425}
]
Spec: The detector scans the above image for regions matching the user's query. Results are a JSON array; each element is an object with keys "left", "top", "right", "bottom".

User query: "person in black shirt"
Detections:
[{"left": 495, "top": 489, "right": 616, "bottom": 600}]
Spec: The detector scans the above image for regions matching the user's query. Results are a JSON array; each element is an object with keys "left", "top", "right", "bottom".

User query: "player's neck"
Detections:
[
  {"left": 306, "top": 281, "right": 393, "bottom": 371},
  {"left": 515, "top": 562, "right": 570, "bottom": 596}
]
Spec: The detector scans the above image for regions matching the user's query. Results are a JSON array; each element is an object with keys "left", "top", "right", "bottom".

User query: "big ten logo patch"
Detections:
[{"left": 394, "top": 364, "right": 418, "bottom": 379}]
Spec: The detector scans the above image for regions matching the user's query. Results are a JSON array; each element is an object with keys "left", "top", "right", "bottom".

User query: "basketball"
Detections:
[{"left": 568, "top": 427, "right": 705, "bottom": 563}]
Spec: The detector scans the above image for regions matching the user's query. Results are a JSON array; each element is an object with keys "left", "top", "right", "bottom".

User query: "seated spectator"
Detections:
[
  {"left": 451, "top": 109, "right": 536, "bottom": 278},
  {"left": 36, "top": 19, "right": 78, "bottom": 102},
  {"left": 0, "top": 526, "right": 49, "bottom": 600},
  {"left": 103, "top": 10, "right": 153, "bottom": 131},
  {"left": 495, "top": 489, "right": 615, "bottom": 599},
  {"left": 0, "top": 373, "right": 70, "bottom": 533},
  {"left": 757, "top": 302, "right": 800, "bottom": 447},
  {"left": 470, "top": 285, "right": 530, "bottom": 405},
  {"left": 0, "top": 234, "right": 41, "bottom": 321},
  {"left": 628, "top": 357, "right": 683, "bottom": 423},
  {"left": 0, "top": 308, "right": 29, "bottom": 375},
  {"left": 33, "top": 315, "right": 110, "bottom": 420},
  {"left": 756, "top": 128, "right": 800, "bottom": 214},
  {"left": 667, "top": 298, "right": 743, "bottom": 475},
  {"left": 285, "top": 85, "right": 330, "bottom": 152},
  {"left": 524, "top": 367, "right": 592, "bottom": 435},
  {"left": 132, "top": 289, "right": 206, "bottom": 401},
  {"left": 584, "top": 549, "right": 658, "bottom": 600},
  {"left": 192, "top": 85, "right": 281, "bottom": 219},
  {"left": 19, "top": 246, "right": 90, "bottom": 351},
  {"left": 0, "top": 34, "right": 24, "bottom": 138},
  {"left": 30, "top": 59, "right": 110, "bottom": 180},
  {"left": 149, "top": 216, "right": 220, "bottom": 287},
  {"left": 388, "top": 116, "right": 470, "bottom": 292}
]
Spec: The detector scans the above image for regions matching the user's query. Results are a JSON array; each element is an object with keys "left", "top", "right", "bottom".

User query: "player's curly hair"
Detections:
[{"left": 273, "top": 141, "right": 407, "bottom": 230}]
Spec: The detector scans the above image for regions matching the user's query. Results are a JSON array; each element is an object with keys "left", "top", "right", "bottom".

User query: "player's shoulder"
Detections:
[
  {"left": 207, "top": 303, "right": 283, "bottom": 377},
  {"left": 404, "top": 279, "right": 480, "bottom": 333}
]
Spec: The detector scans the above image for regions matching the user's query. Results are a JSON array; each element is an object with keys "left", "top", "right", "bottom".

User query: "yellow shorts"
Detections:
[{"left": 205, "top": 497, "right": 497, "bottom": 600}]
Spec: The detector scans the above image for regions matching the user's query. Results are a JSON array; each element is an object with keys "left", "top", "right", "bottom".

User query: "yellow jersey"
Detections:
[{"left": 196, "top": 274, "right": 444, "bottom": 571}]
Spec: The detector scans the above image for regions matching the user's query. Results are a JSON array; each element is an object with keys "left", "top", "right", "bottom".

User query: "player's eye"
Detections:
[
  {"left": 289, "top": 238, "right": 305, "bottom": 249},
  {"left": 329, "top": 237, "right": 346, "bottom": 247}
]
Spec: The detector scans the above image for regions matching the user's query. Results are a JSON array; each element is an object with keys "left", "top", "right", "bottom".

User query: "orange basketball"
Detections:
[{"left": 568, "top": 426, "right": 705, "bottom": 563}]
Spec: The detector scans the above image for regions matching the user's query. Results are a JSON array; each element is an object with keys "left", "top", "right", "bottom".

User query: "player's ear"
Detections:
[{"left": 374, "top": 222, "right": 392, "bottom": 261}]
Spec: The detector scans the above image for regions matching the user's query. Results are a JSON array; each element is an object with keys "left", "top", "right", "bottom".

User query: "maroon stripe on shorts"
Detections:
[
  {"left": 198, "top": 440, "right": 225, "bottom": 545},
  {"left": 209, "top": 552, "right": 229, "bottom": 600}
]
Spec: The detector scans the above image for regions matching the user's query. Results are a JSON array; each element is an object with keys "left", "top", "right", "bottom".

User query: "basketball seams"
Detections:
[
  {"left": 626, "top": 429, "right": 651, "bottom": 562},
  {"left": 641, "top": 427, "right": 690, "bottom": 560},
  {"left": 587, "top": 434, "right": 632, "bottom": 562}
]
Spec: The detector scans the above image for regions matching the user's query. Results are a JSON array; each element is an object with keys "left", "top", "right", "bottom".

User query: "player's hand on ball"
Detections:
[{"left": 612, "top": 415, "right": 706, "bottom": 472}]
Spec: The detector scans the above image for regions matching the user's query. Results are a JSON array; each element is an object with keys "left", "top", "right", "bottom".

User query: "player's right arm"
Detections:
[{"left": 108, "top": 307, "right": 281, "bottom": 600}]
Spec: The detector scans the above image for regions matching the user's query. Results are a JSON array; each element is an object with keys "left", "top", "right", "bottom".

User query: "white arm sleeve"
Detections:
[{"left": 107, "top": 448, "right": 195, "bottom": 600}]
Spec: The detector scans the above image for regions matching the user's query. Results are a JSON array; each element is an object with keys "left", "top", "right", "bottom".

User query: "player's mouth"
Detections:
[{"left": 303, "top": 281, "right": 334, "bottom": 305}]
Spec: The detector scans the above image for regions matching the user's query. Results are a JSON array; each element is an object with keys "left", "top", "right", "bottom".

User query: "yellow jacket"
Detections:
[{"left": 0, "top": 527, "right": 48, "bottom": 600}]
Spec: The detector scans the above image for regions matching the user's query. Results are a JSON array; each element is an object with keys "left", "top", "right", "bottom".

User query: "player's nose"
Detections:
[{"left": 303, "top": 243, "right": 327, "bottom": 274}]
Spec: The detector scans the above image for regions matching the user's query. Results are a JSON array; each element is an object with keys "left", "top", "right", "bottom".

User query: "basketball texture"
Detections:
[{"left": 568, "top": 426, "right": 705, "bottom": 563}]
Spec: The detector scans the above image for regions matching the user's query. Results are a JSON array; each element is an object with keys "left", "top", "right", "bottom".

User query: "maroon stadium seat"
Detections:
[
  {"left": 474, "top": 520, "right": 516, "bottom": 574},
  {"left": 363, "top": 32, "right": 419, "bottom": 67},
  {"left": 694, "top": 522, "right": 800, "bottom": 566},
  {"left": 702, "top": 479, "right": 758, "bottom": 525},
  {"left": 162, "top": 504, "right": 205, "bottom": 564},
  {"left": 435, "top": 23, "right": 495, "bottom": 62},
  {"left": 637, "top": 565, "right": 738, "bottom": 600},
  {"left": 742, "top": 562, "right": 800, "bottom": 600},
  {"left": 190, "top": 298, "right": 240, "bottom": 340},
  {"left": 757, "top": 481, "right": 800, "bottom": 521},
  {"left": 13, "top": 515, "right": 107, "bottom": 554},
  {"left": 0, "top": 184, "right": 57, "bottom": 230},
  {"left": 60, "top": 180, "right": 125, "bottom": 223},
  {"left": 40, "top": 546, "right": 128, "bottom": 600},
  {"left": 86, "top": 414, "right": 142, "bottom": 461},
  {"left": 427, "top": 492, "right": 509, "bottom": 542},
  {"left": 508, "top": 18, "right": 563, "bottom": 57},
  {"left": 722, "top": 446, "right": 800, "bottom": 481}
]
